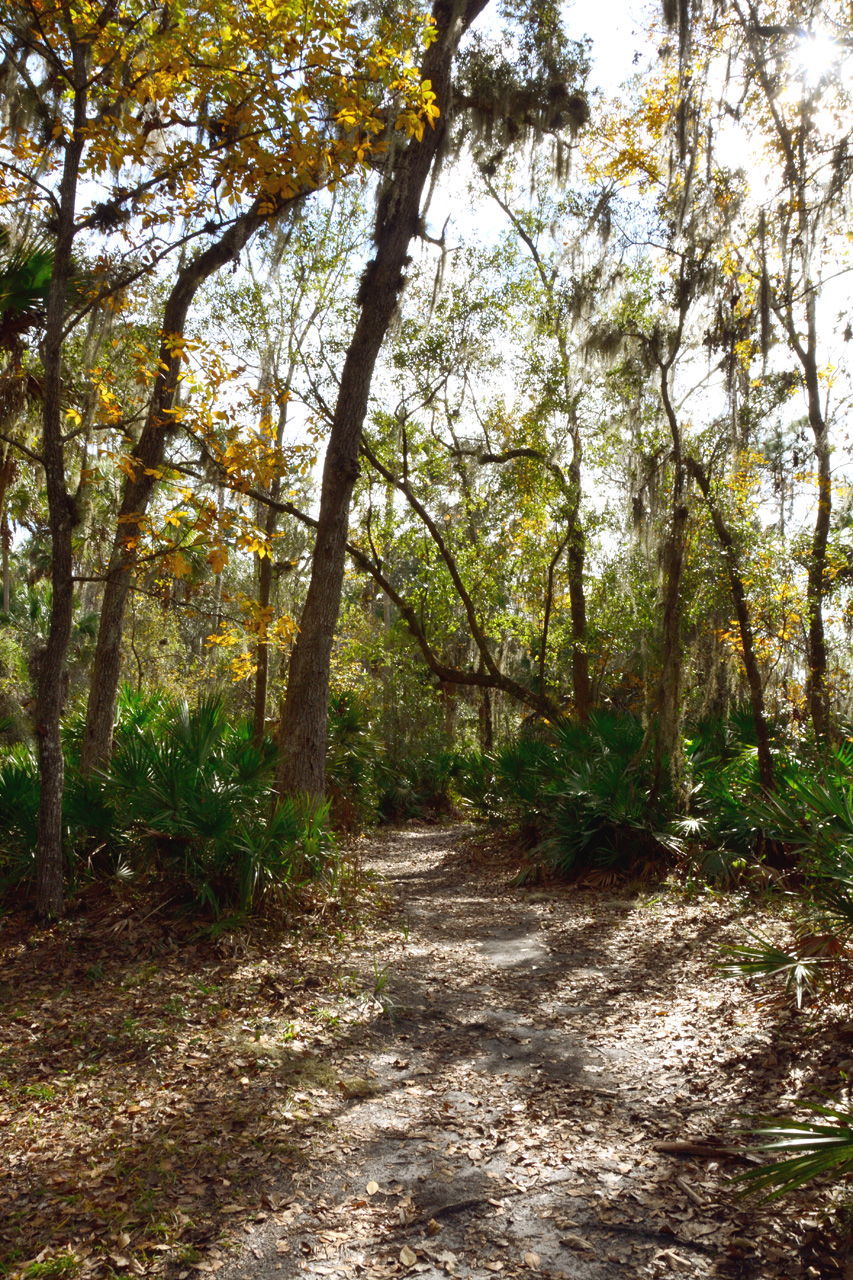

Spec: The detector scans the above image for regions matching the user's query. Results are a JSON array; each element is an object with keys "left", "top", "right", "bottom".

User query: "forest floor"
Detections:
[{"left": 2, "top": 825, "right": 853, "bottom": 1280}]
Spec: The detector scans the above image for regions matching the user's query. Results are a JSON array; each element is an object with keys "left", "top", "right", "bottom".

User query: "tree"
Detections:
[
  {"left": 662, "top": 0, "right": 853, "bottom": 740},
  {"left": 728, "top": 0, "right": 853, "bottom": 741},
  {"left": 0, "top": 0, "right": 437, "bottom": 917},
  {"left": 480, "top": 163, "right": 621, "bottom": 720},
  {"left": 276, "top": 0, "right": 591, "bottom": 797}
]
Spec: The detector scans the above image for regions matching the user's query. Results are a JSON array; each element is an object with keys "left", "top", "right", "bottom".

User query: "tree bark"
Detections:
[
  {"left": 251, "top": 507, "right": 276, "bottom": 745},
  {"left": 479, "top": 685, "right": 494, "bottom": 752},
  {"left": 275, "top": 0, "right": 490, "bottom": 799},
  {"left": 803, "top": 323, "right": 831, "bottom": 742},
  {"left": 35, "top": 44, "right": 88, "bottom": 921},
  {"left": 566, "top": 421, "right": 591, "bottom": 719},
  {"left": 1, "top": 514, "right": 10, "bottom": 614},
  {"left": 652, "top": 357, "right": 688, "bottom": 794},
  {"left": 687, "top": 456, "right": 774, "bottom": 792},
  {"left": 80, "top": 206, "right": 274, "bottom": 774}
]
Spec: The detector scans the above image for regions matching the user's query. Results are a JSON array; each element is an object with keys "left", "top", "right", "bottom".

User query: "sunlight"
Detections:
[{"left": 797, "top": 30, "right": 841, "bottom": 85}]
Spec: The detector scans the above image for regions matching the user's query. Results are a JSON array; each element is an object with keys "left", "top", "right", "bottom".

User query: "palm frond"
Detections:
[{"left": 739, "top": 1101, "right": 853, "bottom": 1198}]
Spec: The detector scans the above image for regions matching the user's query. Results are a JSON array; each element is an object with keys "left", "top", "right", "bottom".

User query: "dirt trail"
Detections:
[{"left": 225, "top": 826, "right": 849, "bottom": 1280}]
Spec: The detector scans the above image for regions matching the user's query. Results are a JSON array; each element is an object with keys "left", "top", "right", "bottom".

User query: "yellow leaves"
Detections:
[
  {"left": 238, "top": 534, "right": 269, "bottom": 558},
  {"left": 9, "top": 0, "right": 440, "bottom": 256},
  {"left": 205, "top": 596, "right": 297, "bottom": 681},
  {"left": 169, "top": 552, "right": 191, "bottom": 579},
  {"left": 207, "top": 546, "right": 228, "bottom": 575},
  {"left": 163, "top": 334, "right": 201, "bottom": 360},
  {"left": 394, "top": 79, "right": 438, "bottom": 140}
]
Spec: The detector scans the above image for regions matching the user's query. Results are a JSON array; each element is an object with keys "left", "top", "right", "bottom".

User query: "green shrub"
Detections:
[
  {"left": 0, "top": 691, "right": 337, "bottom": 917},
  {"left": 0, "top": 744, "right": 40, "bottom": 892},
  {"left": 377, "top": 749, "right": 461, "bottom": 822},
  {"left": 458, "top": 712, "right": 677, "bottom": 876},
  {"left": 104, "top": 694, "right": 331, "bottom": 914},
  {"left": 685, "top": 704, "right": 783, "bottom": 860},
  {"left": 739, "top": 1101, "right": 853, "bottom": 1200},
  {"left": 326, "top": 692, "right": 384, "bottom": 829},
  {"left": 453, "top": 750, "right": 499, "bottom": 815}
]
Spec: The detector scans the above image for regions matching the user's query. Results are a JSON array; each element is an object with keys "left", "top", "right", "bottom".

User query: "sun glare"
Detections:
[{"left": 797, "top": 31, "right": 841, "bottom": 86}]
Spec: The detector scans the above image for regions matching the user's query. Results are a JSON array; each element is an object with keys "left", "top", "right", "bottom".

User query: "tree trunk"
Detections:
[
  {"left": 688, "top": 457, "right": 774, "bottom": 792},
  {"left": 567, "top": 531, "right": 590, "bottom": 720},
  {"left": 1, "top": 515, "right": 10, "bottom": 614},
  {"left": 654, "top": 487, "right": 687, "bottom": 789},
  {"left": 565, "top": 405, "right": 591, "bottom": 720},
  {"left": 251, "top": 516, "right": 275, "bottom": 745},
  {"left": 35, "top": 53, "right": 88, "bottom": 921},
  {"left": 80, "top": 207, "right": 272, "bottom": 774},
  {"left": 652, "top": 364, "right": 688, "bottom": 794},
  {"left": 0, "top": 446, "right": 15, "bottom": 615},
  {"left": 275, "top": 0, "right": 490, "bottom": 799},
  {"left": 253, "top": 388, "right": 292, "bottom": 744},
  {"left": 442, "top": 680, "right": 457, "bottom": 743},
  {"left": 478, "top": 685, "right": 493, "bottom": 752},
  {"left": 804, "top": 338, "right": 831, "bottom": 741},
  {"left": 210, "top": 482, "right": 225, "bottom": 641}
]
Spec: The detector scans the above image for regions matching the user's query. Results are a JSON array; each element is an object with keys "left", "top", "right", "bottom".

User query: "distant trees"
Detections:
[
  {"left": 274, "top": 0, "right": 590, "bottom": 798},
  {"left": 1, "top": 0, "right": 440, "bottom": 916},
  {"left": 1, "top": 0, "right": 852, "bottom": 922}
]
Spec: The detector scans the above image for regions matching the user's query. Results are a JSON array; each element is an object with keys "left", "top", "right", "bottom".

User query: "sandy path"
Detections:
[{"left": 225, "top": 826, "right": 848, "bottom": 1280}]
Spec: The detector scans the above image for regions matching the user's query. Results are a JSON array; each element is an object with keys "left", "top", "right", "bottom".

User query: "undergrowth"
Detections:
[{"left": 0, "top": 689, "right": 336, "bottom": 917}]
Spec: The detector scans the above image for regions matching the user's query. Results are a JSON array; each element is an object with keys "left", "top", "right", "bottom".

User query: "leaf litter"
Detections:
[{"left": 1, "top": 825, "right": 852, "bottom": 1279}]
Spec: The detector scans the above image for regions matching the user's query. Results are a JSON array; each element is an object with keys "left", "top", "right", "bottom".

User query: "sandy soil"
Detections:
[{"left": 221, "top": 825, "right": 852, "bottom": 1280}]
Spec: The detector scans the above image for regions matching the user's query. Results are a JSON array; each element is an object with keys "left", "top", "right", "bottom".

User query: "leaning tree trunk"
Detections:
[
  {"left": 35, "top": 58, "right": 88, "bottom": 921},
  {"left": 688, "top": 457, "right": 774, "bottom": 792},
  {"left": 275, "top": 0, "right": 490, "bottom": 799},
  {"left": 80, "top": 207, "right": 272, "bottom": 774}
]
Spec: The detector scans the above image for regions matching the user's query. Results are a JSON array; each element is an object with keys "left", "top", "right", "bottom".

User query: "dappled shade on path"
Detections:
[{"left": 1, "top": 826, "right": 850, "bottom": 1280}]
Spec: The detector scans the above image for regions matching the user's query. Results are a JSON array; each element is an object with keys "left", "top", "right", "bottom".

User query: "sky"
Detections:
[{"left": 571, "top": 0, "right": 657, "bottom": 96}]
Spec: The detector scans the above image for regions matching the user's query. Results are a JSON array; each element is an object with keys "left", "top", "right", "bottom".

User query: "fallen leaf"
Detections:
[
  {"left": 523, "top": 1253, "right": 540, "bottom": 1270},
  {"left": 561, "top": 1235, "right": 594, "bottom": 1252},
  {"left": 367, "top": 1180, "right": 380, "bottom": 1195},
  {"left": 400, "top": 1244, "right": 418, "bottom": 1268}
]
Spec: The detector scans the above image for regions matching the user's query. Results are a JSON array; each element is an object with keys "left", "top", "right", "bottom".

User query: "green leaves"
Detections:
[
  {"left": 0, "top": 231, "right": 53, "bottom": 321},
  {"left": 0, "top": 230, "right": 54, "bottom": 351},
  {"left": 719, "top": 933, "right": 825, "bottom": 1008},
  {"left": 740, "top": 1101, "right": 853, "bottom": 1200},
  {"left": 458, "top": 711, "right": 677, "bottom": 875}
]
